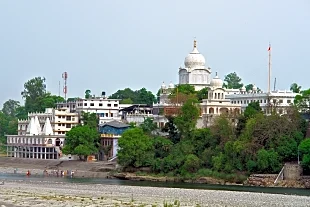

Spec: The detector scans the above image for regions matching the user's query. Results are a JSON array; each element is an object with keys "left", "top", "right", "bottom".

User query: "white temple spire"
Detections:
[
  {"left": 29, "top": 117, "right": 39, "bottom": 135},
  {"left": 34, "top": 116, "right": 41, "bottom": 135},
  {"left": 42, "top": 117, "right": 53, "bottom": 135}
]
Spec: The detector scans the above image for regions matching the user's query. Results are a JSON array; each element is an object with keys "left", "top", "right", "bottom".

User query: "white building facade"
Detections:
[
  {"left": 18, "top": 108, "right": 79, "bottom": 136},
  {"left": 7, "top": 116, "right": 65, "bottom": 159},
  {"left": 57, "top": 98, "right": 121, "bottom": 124}
]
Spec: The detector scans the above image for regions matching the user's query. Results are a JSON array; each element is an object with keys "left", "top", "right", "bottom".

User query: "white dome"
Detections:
[
  {"left": 161, "top": 82, "right": 166, "bottom": 89},
  {"left": 168, "top": 82, "right": 174, "bottom": 89},
  {"left": 184, "top": 40, "right": 206, "bottom": 69},
  {"left": 210, "top": 73, "right": 223, "bottom": 88},
  {"left": 241, "top": 85, "right": 246, "bottom": 92},
  {"left": 252, "top": 84, "right": 257, "bottom": 91}
]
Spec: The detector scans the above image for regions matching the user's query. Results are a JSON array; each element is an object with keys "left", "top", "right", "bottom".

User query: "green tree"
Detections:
[
  {"left": 174, "top": 99, "right": 200, "bottom": 140},
  {"left": 21, "top": 77, "right": 46, "bottom": 112},
  {"left": 2, "top": 99, "right": 20, "bottom": 117},
  {"left": 117, "top": 128, "right": 154, "bottom": 168},
  {"left": 244, "top": 101, "right": 262, "bottom": 119},
  {"left": 15, "top": 106, "right": 28, "bottom": 120},
  {"left": 80, "top": 112, "right": 98, "bottom": 129},
  {"left": 183, "top": 154, "right": 200, "bottom": 173},
  {"left": 245, "top": 84, "right": 261, "bottom": 92},
  {"left": 162, "top": 116, "right": 180, "bottom": 144},
  {"left": 299, "top": 139, "right": 310, "bottom": 172},
  {"left": 196, "top": 87, "right": 208, "bottom": 101},
  {"left": 21, "top": 77, "right": 64, "bottom": 112},
  {"left": 223, "top": 72, "right": 243, "bottom": 89},
  {"left": 257, "top": 149, "right": 281, "bottom": 173},
  {"left": 290, "top": 83, "right": 302, "bottom": 93},
  {"left": 109, "top": 88, "right": 156, "bottom": 105},
  {"left": 136, "top": 88, "right": 157, "bottom": 105},
  {"left": 140, "top": 117, "right": 157, "bottom": 134},
  {"left": 294, "top": 89, "right": 310, "bottom": 113},
  {"left": 62, "top": 125, "right": 99, "bottom": 160},
  {"left": 170, "top": 84, "right": 196, "bottom": 95},
  {"left": 85, "top": 89, "right": 91, "bottom": 99},
  {"left": 120, "top": 98, "right": 133, "bottom": 104}
]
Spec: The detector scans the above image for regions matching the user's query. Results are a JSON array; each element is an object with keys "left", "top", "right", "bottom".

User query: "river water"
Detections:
[{"left": 1, "top": 173, "right": 309, "bottom": 197}]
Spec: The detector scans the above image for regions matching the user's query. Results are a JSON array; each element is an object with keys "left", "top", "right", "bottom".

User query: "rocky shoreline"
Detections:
[
  {"left": 111, "top": 172, "right": 310, "bottom": 188},
  {"left": 0, "top": 179, "right": 310, "bottom": 206}
]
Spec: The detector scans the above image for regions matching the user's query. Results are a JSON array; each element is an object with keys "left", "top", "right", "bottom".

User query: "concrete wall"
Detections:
[{"left": 283, "top": 163, "right": 302, "bottom": 180}]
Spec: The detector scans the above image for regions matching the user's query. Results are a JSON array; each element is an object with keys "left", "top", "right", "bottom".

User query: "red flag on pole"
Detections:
[{"left": 268, "top": 45, "right": 271, "bottom": 51}]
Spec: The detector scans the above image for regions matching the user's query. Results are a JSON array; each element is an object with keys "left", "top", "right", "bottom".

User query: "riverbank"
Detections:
[
  {"left": 1, "top": 157, "right": 309, "bottom": 189},
  {"left": 0, "top": 157, "right": 113, "bottom": 178},
  {"left": 0, "top": 179, "right": 310, "bottom": 206}
]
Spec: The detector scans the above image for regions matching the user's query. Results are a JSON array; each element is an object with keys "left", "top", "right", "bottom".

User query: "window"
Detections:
[
  {"left": 66, "top": 124, "right": 71, "bottom": 128},
  {"left": 47, "top": 139, "right": 52, "bottom": 144},
  {"left": 90, "top": 103, "right": 94, "bottom": 106},
  {"left": 66, "top": 116, "right": 71, "bottom": 121},
  {"left": 279, "top": 99, "right": 283, "bottom": 103},
  {"left": 58, "top": 123, "right": 61, "bottom": 126},
  {"left": 107, "top": 104, "right": 111, "bottom": 107},
  {"left": 84, "top": 103, "right": 87, "bottom": 106},
  {"left": 105, "top": 113, "right": 108, "bottom": 117},
  {"left": 114, "top": 104, "right": 118, "bottom": 107},
  {"left": 110, "top": 113, "right": 114, "bottom": 117},
  {"left": 99, "top": 103, "right": 103, "bottom": 107},
  {"left": 264, "top": 99, "right": 267, "bottom": 103},
  {"left": 58, "top": 116, "right": 61, "bottom": 119},
  {"left": 72, "top": 117, "right": 75, "bottom": 121},
  {"left": 62, "top": 123, "right": 65, "bottom": 126},
  {"left": 287, "top": 100, "right": 291, "bottom": 104}
]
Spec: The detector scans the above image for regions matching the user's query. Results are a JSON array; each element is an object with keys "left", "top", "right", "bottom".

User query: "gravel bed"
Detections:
[{"left": 0, "top": 180, "right": 309, "bottom": 207}]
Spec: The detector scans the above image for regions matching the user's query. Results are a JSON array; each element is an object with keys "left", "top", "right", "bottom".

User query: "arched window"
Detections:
[{"left": 47, "top": 139, "right": 52, "bottom": 145}]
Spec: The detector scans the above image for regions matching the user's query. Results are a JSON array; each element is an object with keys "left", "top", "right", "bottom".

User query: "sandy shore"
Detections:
[{"left": 0, "top": 180, "right": 309, "bottom": 207}]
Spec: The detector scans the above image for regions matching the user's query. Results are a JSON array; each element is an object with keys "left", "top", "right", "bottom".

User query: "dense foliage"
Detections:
[
  {"left": 62, "top": 125, "right": 99, "bottom": 160},
  {"left": 109, "top": 88, "right": 156, "bottom": 105},
  {"left": 0, "top": 77, "right": 64, "bottom": 151},
  {"left": 117, "top": 97, "right": 309, "bottom": 181}
]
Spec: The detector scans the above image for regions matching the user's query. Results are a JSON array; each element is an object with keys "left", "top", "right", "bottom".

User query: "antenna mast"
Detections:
[
  {"left": 58, "top": 81, "right": 61, "bottom": 96},
  {"left": 274, "top": 77, "right": 276, "bottom": 91},
  {"left": 62, "top": 72, "right": 68, "bottom": 101},
  {"left": 268, "top": 43, "right": 271, "bottom": 93}
]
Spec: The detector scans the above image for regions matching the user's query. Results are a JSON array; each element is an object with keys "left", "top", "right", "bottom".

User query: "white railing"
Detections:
[
  {"left": 108, "top": 156, "right": 117, "bottom": 162},
  {"left": 274, "top": 166, "right": 285, "bottom": 184}
]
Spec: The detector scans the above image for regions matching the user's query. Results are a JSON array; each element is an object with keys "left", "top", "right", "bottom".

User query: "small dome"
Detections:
[
  {"left": 161, "top": 82, "right": 166, "bottom": 89},
  {"left": 168, "top": 82, "right": 174, "bottom": 89},
  {"left": 252, "top": 84, "right": 257, "bottom": 91},
  {"left": 241, "top": 85, "right": 246, "bottom": 92},
  {"left": 210, "top": 73, "right": 223, "bottom": 88},
  {"left": 184, "top": 40, "right": 206, "bottom": 69}
]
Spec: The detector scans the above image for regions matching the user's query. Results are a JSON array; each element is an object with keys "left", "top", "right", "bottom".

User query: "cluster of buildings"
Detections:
[{"left": 6, "top": 40, "right": 298, "bottom": 160}]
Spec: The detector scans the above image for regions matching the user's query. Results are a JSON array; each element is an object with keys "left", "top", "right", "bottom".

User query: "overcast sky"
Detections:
[{"left": 0, "top": 0, "right": 309, "bottom": 106}]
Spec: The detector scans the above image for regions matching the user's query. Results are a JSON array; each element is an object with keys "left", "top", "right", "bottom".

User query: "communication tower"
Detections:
[{"left": 62, "top": 72, "right": 68, "bottom": 101}]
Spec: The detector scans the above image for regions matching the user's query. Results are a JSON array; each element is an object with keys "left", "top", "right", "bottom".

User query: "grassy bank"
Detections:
[{"left": 133, "top": 168, "right": 248, "bottom": 184}]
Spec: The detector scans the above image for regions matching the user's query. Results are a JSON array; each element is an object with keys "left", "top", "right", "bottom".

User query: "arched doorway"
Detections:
[
  {"left": 220, "top": 108, "right": 229, "bottom": 114},
  {"left": 55, "top": 138, "right": 61, "bottom": 147},
  {"left": 209, "top": 108, "right": 214, "bottom": 114}
]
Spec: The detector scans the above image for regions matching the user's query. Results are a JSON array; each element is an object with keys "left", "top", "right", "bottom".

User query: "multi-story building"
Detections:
[
  {"left": 226, "top": 89, "right": 298, "bottom": 115},
  {"left": 56, "top": 97, "right": 121, "bottom": 124},
  {"left": 18, "top": 108, "right": 79, "bottom": 136}
]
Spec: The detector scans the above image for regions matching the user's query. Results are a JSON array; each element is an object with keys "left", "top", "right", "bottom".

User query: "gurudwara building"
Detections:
[{"left": 153, "top": 39, "right": 298, "bottom": 128}]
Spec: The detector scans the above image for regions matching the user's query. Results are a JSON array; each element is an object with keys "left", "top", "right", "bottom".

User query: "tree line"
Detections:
[{"left": 117, "top": 87, "right": 310, "bottom": 182}]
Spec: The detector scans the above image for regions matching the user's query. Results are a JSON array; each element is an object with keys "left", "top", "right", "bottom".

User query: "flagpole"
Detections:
[{"left": 268, "top": 43, "right": 271, "bottom": 93}]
